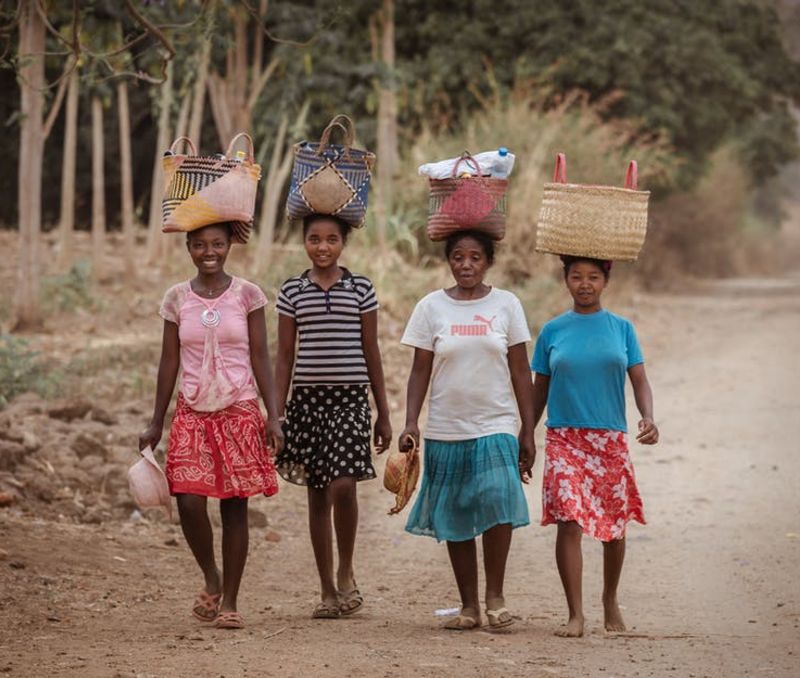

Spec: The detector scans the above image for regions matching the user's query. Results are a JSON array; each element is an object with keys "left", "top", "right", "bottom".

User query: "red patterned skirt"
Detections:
[
  {"left": 166, "top": 394, "right": 278, "bottom": 499},
  {"left": 542, "top": 427, "right": 645, "bottom": 542}
]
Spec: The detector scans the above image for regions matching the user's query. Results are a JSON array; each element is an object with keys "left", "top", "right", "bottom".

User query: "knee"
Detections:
[
  {"left": 176, "top": 493, "right": 207, "bottom": 518},
  {"left": 558, "top": 521, "right": 583, "bottom": 540},
  {"left": 220, "top": 497, "right": 248, "bottom": 529},
  {"left": 330, "top": 479, "right": 357, "bottom": 506}
]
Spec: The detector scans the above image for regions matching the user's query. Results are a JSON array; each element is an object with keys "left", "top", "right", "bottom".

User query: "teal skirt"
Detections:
[{"left": 405, "top": 433, "right": 530, "bottom": 542}]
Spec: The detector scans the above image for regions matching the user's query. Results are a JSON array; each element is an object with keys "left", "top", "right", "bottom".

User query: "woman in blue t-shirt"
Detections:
[{"left": 531, "top": 256, "right": 659, "bottom": 638}]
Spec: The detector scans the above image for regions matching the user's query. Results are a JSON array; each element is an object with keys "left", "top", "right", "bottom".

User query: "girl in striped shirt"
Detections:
[{"left": 275, "top": 213, "right": 392, "bottom": 619}]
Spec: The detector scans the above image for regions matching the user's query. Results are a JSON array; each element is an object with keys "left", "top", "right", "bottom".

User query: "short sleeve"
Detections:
[
  {"left": 400, "top": 299, "right": 434, "bottom": 351},
  {"left": 625, "top": 320, "right": 644, "bottom": 368},
  {"left": 357, "top": 278, "right": 379, "bottom": 314},
  {"left": 276, "top": 280, "right": 296, "bottom": 318},
  {"left": 507, "top": 295, "right": 532, "bottom": 346},
  {"left": 159, "top": 283, "right": 186, "bottom": 325},
  {"left": 240, "top": 279, "right": 268, "bottom": 314},
  {"left": 531, "top": 326, "right": 551, "bottom": 375}
]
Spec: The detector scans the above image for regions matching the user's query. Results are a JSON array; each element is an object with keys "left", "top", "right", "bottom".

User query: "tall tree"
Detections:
[
  {"left": 207, "top": 5, "right": 279, "bottom": 147},
  {"left": 56, "top": 69, "right": 79, "bottom": 272},
  {"left": 146, "top": 59, "right": 174, "bottom": 263},
  {"left": 117, "top": 80, "right": 135, "bottom": 280},
  {"left": 370, "top": 0, "right": 398, "bottom": 254},
  {"left": 91, "top": 95, "right": 106, "bottom": 280},
  {"left": 14, "top": 0, "right": 45, "bottom": 330}
]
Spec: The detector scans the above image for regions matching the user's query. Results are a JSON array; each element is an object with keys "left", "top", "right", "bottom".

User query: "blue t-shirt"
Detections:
[{"left": 531, "top": 310, "right": 644, "bottom": 432}]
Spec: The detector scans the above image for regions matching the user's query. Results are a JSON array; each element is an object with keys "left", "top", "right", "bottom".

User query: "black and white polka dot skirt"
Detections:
[{"left": 276, "top": 384, "right": 376, "bottom": 489}]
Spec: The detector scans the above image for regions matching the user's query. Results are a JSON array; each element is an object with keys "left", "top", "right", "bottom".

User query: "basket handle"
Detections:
[
  {"left": 225, "top": 132, "right": 255, "bottom": 161},
  {"left": 553, "top": 152, "right": 567, "bottom": 183},
  {"left": 451, "top": 152, "right": 482, "bottom": 178},
  {"left": 169, "top": 136, "right": 197, "bottom": 156},
  {"left": 318, "top": 115, "right": 355, "bottom": 153},
  {"left": 624, "top": 160, "right": 638, "bottom": 190}
]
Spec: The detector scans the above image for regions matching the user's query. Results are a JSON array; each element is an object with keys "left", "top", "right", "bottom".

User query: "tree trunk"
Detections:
[
  {"left": 373, "top": 0, "right": 397, "bottom": 255},
  {"left": 166, "top": 92, "right": 192, "bottom": 264},
  {"left": 56, "top": 68, "right": 79, "bottom": 272},
  {"left": 146, "top": 60, "right": 174, "bottom": 263},
  {"left": 207, "top": 6, "right": 280, "bottom": 149},
  {"left": 117, "top": 81, "right": 135, "bottom": 280},
  {"left": 14, "top": 0, "right": 45, "bottom": 330},
  {"left": 188, "top": 38, "right": 211, "bottom": 145},
  {"left": 252, "top": 114, "right": 292, "bottom": 275},
  {"left": 91, "top": 96, "right": 106, "bottom": 281}
]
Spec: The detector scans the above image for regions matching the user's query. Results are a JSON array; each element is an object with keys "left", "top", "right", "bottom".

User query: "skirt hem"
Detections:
[
  {"left": 541, "top": 511, "right": 645, "bottom": 542},
  {"left": 406, "top": 517, "right": 530, "bottom": 543}
]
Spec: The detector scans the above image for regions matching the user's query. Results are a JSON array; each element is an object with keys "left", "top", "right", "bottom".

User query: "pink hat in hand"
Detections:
[{"left": 128, "top": 446, "right": 172, "bottom": 519}]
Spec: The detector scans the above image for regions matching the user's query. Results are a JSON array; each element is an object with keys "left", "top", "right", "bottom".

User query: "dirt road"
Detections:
[{"left": 1, "top": 276, "right": 799, "bottom": 678}]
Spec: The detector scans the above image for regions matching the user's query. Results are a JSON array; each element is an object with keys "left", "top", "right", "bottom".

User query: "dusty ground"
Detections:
[{"left": 1, "top": 241, "right": 799, "bottom": 676}]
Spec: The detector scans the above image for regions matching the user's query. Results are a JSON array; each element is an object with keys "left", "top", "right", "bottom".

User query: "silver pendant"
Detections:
[{"left": 201, "top": 308, "right": 221, "bottom": 327}]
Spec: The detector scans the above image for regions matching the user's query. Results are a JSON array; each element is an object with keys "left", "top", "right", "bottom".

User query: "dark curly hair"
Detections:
[
  {"left": 444, "top": 230, "right": 496, "bottom": 265},
  {"left": 302, "top": 213, "right": 352, "bottom": 243},
  {"left": 560, "top": 255, "right": 612, "bottom": 280},
  {"left": 186, "top": 222, "right": 233, "bottom": 243}
]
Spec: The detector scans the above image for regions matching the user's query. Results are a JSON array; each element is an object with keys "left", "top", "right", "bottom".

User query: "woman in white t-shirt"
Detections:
[{"left": 399, "top": 230, "right": 535, "bottom": 630}]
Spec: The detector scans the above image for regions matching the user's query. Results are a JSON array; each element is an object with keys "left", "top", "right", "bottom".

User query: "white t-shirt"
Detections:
[{"left": 401, "top": 287, "right": 532, "bottom": 440}]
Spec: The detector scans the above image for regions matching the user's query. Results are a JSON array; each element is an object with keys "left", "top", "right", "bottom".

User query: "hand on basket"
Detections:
[{"left": 398, "top": 426, "right": 419, "bottom": 453}]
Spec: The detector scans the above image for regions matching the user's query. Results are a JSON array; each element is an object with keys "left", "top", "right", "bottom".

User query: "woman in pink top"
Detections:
[{"left": 139, "top": 222, "right": 284, "bottom": 630}]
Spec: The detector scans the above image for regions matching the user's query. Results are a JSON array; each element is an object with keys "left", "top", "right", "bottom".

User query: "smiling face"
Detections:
[
  {"left": 447, "top": 235, "right": 490, "bottom": 289},
  {"left": 186, "top": 224, "right": 232, "bottom": 275},
  {"left": 304, "top": 218, "right": 345, "bottom": 270},
  {"left": 565, "top": 260, "right": 608, "bottom": 312}
]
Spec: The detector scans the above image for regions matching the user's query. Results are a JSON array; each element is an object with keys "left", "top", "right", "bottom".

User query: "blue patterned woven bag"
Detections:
[{"left": 286, "top": 115, "right": 375, "bottom": 228}]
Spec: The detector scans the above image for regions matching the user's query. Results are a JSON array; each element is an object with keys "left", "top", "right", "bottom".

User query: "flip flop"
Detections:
[
  {"left": 443, "top": 614, "right": 480, "bottom": 631},
  {"left": 338, "top": 587, "right": 364, "bottom": 616},
  {"left": 214, "top": 611, "right": 245, "bottom": 629},
  {"left": 312, "top": 601, "right": 341, "bottom": 619},
  {"left": 486, "top": 607, "right": 515, "bottom": 629},
  {"left": 192, "top": 590, "right": 221, "bottom": 622}
]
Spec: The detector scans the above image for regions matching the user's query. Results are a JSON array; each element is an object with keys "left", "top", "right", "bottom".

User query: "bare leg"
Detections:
[
  {"left": 307, "top": 486, "right": 338, "bottom": 609},
  {"left": 331, "top": 477, "right": 359, "bottom": 589},
  {"left": 446, "top": 538, "right": 480, "bottom": 626},
  {"left": 219, "top": 497, "right": 248, "bottom": 613},
  {"left": 482, "top": 523, "right": 513, "bottom": 624},
  {"left": 555, "top": 520, "right": 584, "bottom": 637},
  {"left": 602, "top": 536, "right": 626, "bottom": 632},
  {"left": 176, "top": 493, "right": 222, "bottom": 611}
]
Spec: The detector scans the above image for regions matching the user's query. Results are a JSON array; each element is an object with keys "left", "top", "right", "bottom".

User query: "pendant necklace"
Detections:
[{"left": 193, "top": 276, "right": 231, "bottom": 328}]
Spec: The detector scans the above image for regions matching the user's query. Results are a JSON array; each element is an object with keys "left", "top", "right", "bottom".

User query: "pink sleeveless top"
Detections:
[{"left": 159, "top": 277, "right": 268, "bottom": 412}]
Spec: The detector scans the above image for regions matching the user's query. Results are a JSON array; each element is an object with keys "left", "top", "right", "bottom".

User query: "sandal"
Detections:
[
  {"left": 192, "top": 590, "right": 221, "bottom": 622},
  {"left": 312, "top": 601, "right": 341, "bottom": 619},
  {"left": 443, "top": 614, "right": 480, "bottom": 631},
  {"left": 486, "top": 607, "right": 515, "bottom": 629},
  {"left": 214, "top": 611, "right": 245, "bottom": 629},
  {"left": 338, "top": 587, "right": 364, "bottom": 616}
]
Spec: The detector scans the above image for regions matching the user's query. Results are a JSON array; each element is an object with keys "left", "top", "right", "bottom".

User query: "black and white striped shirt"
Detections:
[{"left": 276, "top": 268, "right": 378, "bottom": 385}]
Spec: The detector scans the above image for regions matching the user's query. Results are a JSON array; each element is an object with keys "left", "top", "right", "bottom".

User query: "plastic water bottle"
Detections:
[{"left": 489, "top": 147, "right": 513, "bottom": 179}]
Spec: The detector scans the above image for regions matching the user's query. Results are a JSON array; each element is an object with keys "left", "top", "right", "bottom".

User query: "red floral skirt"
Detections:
[
  {"left": 166, "top": 394, "right": 278, "bottom": 499},
  {"left": 542, "top": 427, "right": 645, "bottom": 541}
]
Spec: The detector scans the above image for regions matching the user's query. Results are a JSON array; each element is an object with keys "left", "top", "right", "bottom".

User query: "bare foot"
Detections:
[
  {"left": 554, "top": 615, "right": 584, "bottom": 638},
  {"left": 603, "top": 596, "right": 627, "bottom": 632}
]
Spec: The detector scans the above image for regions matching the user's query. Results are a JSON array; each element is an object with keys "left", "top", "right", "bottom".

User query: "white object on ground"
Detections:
[{"left": 433, "top": 607, "right": 461, "bottom": 617}]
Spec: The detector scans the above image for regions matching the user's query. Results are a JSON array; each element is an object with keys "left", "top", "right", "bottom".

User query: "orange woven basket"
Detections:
[{"left": 383, "top": 435, "right": 420, "bottom": 515}]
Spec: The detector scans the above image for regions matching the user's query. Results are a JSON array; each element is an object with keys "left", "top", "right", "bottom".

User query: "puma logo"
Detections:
[
  {"left": 450, "top": 314, "right": 497, "bottom": 336},
  {"left": 474, "top": 314, "right": 496, "bottom": 331}
]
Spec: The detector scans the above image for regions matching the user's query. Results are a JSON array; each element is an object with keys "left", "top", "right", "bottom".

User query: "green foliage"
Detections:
[
  {"left": 41, "top": 261, "right": 96, "bottom": 312},
  {"left": 0, "top": 335, "right": 59, "bottom": 408}
]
